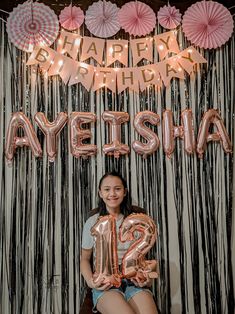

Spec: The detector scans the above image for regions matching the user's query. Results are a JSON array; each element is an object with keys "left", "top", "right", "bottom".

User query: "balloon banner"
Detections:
[{"left": 5, "top": 110, "right": 232, "bottom": 162}]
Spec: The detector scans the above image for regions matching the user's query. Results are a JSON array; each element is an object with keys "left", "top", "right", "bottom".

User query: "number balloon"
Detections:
[
  {"left": 91, "top": 215, "right": 121, "bottom": 287},
  {"left": 119, "top": 213, "right": 157, "bottom": 282}
]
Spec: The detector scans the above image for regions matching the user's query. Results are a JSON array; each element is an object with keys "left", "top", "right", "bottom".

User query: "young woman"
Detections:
[{"left": 81, "top": 172, "right": 158, "bottom": 314}]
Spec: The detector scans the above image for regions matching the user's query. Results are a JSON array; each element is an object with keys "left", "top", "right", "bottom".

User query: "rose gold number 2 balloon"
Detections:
[
  {"left": 91, "top": 215, "right": 121, "bottom": 287},
  {"left": 119, "top": 213, "right": 157, "bottom": 282}
]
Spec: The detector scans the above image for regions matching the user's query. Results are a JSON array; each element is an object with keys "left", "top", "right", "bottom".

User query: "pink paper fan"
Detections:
[
  {"left": 6, "top": 1, "right": 59, "bottom": 52},
  {"left": 118, "top": 1, "right": 156, "bottom": 36},
  {"left": 157, "top": 5, "right": 181, "bottom": 29},
  {"left": 85, "top": 0, "right": 120, "bottom": 38},
  {"left": 59, "top": 5, "right": 84, "bottom": 30},
  {"left": 182, "top": 1, "right": 234, "bottom": 49}
]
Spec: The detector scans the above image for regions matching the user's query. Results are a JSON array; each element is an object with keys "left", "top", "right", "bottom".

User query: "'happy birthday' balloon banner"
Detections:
[
  {"left": 27, "top": 30, "right": 207, "bottom": 93},
  {"left": 5, "top": 109, "right": 232, "bottom": 163}
]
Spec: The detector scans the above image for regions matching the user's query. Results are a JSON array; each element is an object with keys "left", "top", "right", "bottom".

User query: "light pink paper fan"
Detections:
[
  {"left": 182, "top": 1, "right": 234, "bottom": 49},
  {"left": 6, "top": 1, "right": 59, "bottom": 52},
  {"left": 59, "top": 5, "right": 84, "bottom": 30},
  {"left": 85, "top": 0, "right": 120, "bottom": 38},
  {"left": 157, "top": 5, "right": 181, "bottom": 29},
  {"left": 118, "top": 1, "right": 156, "bottom": 36}
]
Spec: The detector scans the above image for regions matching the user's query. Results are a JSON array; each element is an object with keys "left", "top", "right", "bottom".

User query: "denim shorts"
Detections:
[{"left": 92, "top": 278, "right": 152, "bottom": 312}]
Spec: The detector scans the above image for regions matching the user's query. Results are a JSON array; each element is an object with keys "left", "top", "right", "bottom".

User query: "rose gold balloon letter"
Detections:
[
  {"left": 102, "top": 111, "right": 130, "bottom": 158},
  {"left": 163, "top": 109, "right": 195, "bottom": 158},
  {"left": 197, "top": 109, "right": 232, "bottom": 158},
  {"left": 34, "top": 112, "right": 68, "bottom": 162},
  {"left": 70, "top": 112, "right": 97, "bottom": 158},
  {"left": 5, "top": 112, "right": 42, "bottom": 162},
  {"left": 132, "top": 111, "right": 160, "bottom": 158}
]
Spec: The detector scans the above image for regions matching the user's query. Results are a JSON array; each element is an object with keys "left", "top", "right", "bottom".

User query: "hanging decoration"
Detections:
[
  {"left": 132, "top": 111, "right": 160, "bottom": 158},
  {"left": 85, "top": 0, "right": 120, "bottom": 38},
  {"left": 196, "top": 109, "right": 232, "bottom": 158},
  {"left": 34, "top": 112, "right": 68, "bottom": 162},
  {"left": 182, "top": 1, "right": 234, "bottom": 49},
  {"left": 4, "top": 109, "right": 232, "bottom": 162},
  {"left": 26, "top": 41, "right": 207, "bottom": 92},
  {"left": 6, "top": 1, "right": 59, "bottom": 52},
  {"left": 59, "top": 4, "right": 84, "bottom": 31},
  {"left": 118, "top": 1, "right": 156, "bottom": 36},
  {"left": 102, "top": 111, "right": 130, "bottom": 158},
  {"left": 69, "top": 112, "right": 97, "bottom": 158},
  {"left": 5, "top": 112, "right": 43, "bottom": 162},
  {"left": 157, "top": 5, "right": 181, "bottom": 29}
]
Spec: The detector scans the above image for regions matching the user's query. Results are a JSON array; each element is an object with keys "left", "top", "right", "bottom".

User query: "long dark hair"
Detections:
[{"left": 89, "top": 172, "right": 144, "bottom": 217}]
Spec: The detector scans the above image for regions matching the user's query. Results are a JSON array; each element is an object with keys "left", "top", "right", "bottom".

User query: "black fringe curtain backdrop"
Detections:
[{"left": 0, "top": 20, "right": 234, "bottom": 314}]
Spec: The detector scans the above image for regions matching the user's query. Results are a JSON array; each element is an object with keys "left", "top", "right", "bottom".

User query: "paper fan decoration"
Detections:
[
  {"left": 182, "top": 1, "right": 234, "bottom": 49},
  {"left": 7, "top": 1, "right": 59, "bottom": 52},
  {"left": 59, "top": 5, "right": 84, "bottom": 30},
  {"left": 157, "top": 5, "right": 181, "bottom": 29},
  {"left": 85, "top": 0, "right": 120, "bottom": 38},
  {"left": 118, "top": 1, "right": 156, "bottom": 36}
]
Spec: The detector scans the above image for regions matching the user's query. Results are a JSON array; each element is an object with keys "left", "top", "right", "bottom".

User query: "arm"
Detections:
[
  {"left": 80, "top": 248, "right": 94, "bottom": 288},
  {"left": 80, "top": 248, "right": 113, "bottom": 290}
]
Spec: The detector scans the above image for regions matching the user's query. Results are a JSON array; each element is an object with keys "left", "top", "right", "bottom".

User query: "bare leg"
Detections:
[
  {"left": 97, "top": 290, "right": 135, "bottom": 314},
  {"left": 128, "top": 291, "right": 158, "bottom": 314}
]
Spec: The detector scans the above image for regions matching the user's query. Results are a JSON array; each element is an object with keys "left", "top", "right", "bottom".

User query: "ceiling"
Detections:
[{"left": 1, "top": 0, "right": 235, "bottom": 15}]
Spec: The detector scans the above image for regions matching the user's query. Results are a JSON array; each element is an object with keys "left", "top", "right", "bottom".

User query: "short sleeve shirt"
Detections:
[{"left": 82, "top": 213, "right": 135, "bottom": 265}]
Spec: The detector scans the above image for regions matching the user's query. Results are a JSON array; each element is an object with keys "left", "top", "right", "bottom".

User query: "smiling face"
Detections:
[{"left": 98, "top": 175, "right": 127, "bottom": 215}]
